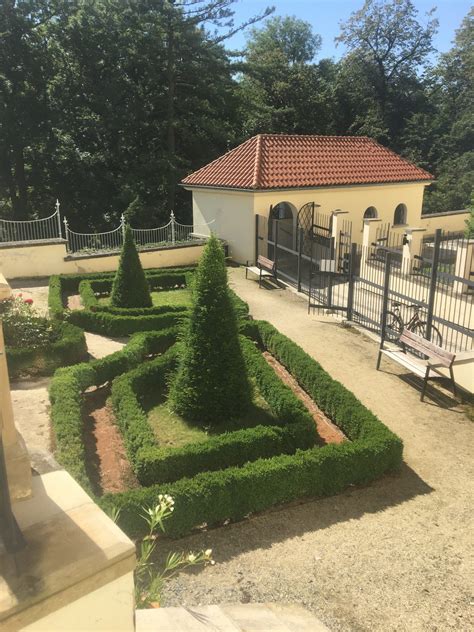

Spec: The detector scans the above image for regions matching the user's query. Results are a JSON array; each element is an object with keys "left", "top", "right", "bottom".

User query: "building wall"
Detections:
[
  {"left": 187, "top": 181, "right": 429, "bottom": 263},
  {"left": 0, "top": 242, "right": 205, "bottom": 280},
  {"left": 420, "top": 209, "right": 470, "bottom": 235},
  {"left": 191, "top": 189, "right": 255, "bottom": 262},
  {"left": 252, "top": 181, "right": 428, "bottom": 237}
]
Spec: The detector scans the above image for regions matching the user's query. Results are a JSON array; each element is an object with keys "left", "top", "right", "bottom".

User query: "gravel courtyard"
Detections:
[{"left": 162, "top": 266, "right": 474, "bottom": 632}]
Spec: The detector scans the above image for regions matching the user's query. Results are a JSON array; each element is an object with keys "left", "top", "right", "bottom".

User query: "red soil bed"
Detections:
[
  {"left": 263, "top": 352, "right": 346, "bottom": 445},
  {"left": 83, "top": 385, "right": 138, "bottom": 494}
]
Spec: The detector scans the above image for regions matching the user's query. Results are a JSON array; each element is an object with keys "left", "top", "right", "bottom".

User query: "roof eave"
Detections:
[{"left": 180, "top": 178, "right": 434, "bottom": 192}]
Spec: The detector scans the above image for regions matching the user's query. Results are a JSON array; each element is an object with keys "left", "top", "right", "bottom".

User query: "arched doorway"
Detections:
[{"left": 268, "top": 202, "right": 296, "bottom": 256}]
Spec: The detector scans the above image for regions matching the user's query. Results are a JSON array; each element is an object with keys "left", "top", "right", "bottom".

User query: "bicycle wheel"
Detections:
[
  {"left": 384, "top": 311, "right": 403, "bottom": 341},
  {"left": 413, "top": 322, "right": 443, "bottom": 347}
]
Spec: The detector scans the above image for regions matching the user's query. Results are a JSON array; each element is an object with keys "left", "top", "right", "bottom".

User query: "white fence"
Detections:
[
  {"left": 64, "top": 212, "right": 214, "bottom": 255},
  {"left": 0, "top": 201, "right": 62, "bottom": 244},
  {"left": 0, "top": 202, "right": 213, "bottom": 255}
]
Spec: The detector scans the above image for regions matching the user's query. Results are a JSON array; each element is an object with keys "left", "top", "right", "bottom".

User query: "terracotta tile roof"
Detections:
[{"left": 181, "top": 134, "right": 433, "bottom": 190}]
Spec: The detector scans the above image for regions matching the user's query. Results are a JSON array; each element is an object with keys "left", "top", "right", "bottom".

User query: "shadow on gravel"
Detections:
[{"left": 155, "top": 462, "right": 433, "bottom": 566}]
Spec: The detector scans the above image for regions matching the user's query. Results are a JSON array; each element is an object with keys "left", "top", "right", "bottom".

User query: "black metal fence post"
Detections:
[
  {"left": 425, "top": 229, "right": 441, "bottom": 342},
  {"left": 327, "top": 236, "right": 335, "bottom": 308},
  {"left": 297, "top": 227, "right": 303, "bottom": 292},
  {"left": 347, "top": 242, "right": 357, "bottom": 321},
  {"left": 255, "top": 214, "right": 259, "bottom": 264},
  {"left": 274, "top": 220, "right": 279, "bottom": 277}
]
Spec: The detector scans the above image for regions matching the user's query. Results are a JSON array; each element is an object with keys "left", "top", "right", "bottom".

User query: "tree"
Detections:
[
  {"left": 336, "top": 0, "right": 438, "bottom": 144},
  {"left": 238, "top": 16, "right": 333, "bottom": 136},
  {"left": 110, "top": 225, "right": 152, "bottom": 308},
  {"left": 169, "top": 234, "right": 251, "bottom": 424},
  {"left": 0, "top": 0, "right": 60, "bottom": 218}
]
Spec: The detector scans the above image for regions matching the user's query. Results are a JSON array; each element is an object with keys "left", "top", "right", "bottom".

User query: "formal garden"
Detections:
[{"left": 14, "top": 228, "right": 402, "bottom": 544}]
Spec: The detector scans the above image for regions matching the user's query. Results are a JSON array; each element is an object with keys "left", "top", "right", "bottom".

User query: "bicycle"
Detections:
[{"left": 384, "top": 301, "right": 443, "bottom": 347}]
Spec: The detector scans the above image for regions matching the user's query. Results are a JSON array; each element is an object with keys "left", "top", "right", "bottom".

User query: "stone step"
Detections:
[{"left": 135, "top": 602, "right": 330, "bottom": 632}]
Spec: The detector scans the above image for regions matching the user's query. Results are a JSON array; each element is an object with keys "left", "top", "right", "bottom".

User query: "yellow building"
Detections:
[{"left": 181, "top": 134, "right": 433, "bottom": 263}]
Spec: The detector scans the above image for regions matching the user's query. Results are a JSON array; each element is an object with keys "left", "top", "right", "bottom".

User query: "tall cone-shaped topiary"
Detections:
[
  {"left": 169, "top": 234, "right": 251, "bottom": 424},
  {"left": 110, "top": 225, "right": 152, "bottom": 308}
]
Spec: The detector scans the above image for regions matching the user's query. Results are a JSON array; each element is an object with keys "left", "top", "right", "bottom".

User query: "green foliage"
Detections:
[
  {"left": 110, "top": 226, "right": 152, "bottom": 308},
  {"left": 169, "top": 236, "right": 251, "bottom": 423},
  {"left": 111, "top": 334, "right": 316, "bottom": 485},
  {"left": 5, "top": 318, "right": 87, "bottom": 381},
  {"left": 1, "top": 294, "right": 53, "bottom": 349},
  {"left": 466, "top": 196, "right": 474, "bottom": 238},
  {"left": 49, "top": 328, "right": 179, "bottom": 492},
  {"left": 50, "top": 314, "right": 402, "bottom": 539},
  {"left": 68, "top": 309, "right": 186, "bottom": 337}
]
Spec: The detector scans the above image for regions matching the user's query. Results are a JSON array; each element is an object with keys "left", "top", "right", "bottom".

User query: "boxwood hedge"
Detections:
[
  {"left": 49, "top": 327, "right": 179, "bottom": 494},
  {"left": 100, "top": 321, "right": 403, "bottom": 538},
  {"left": 110, "top": 335, "right": 317, "bottom": 486}
]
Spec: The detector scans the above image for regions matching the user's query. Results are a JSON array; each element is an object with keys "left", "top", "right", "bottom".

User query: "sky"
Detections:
[{"left": 223, "top": 0, "right": 471, "bottom": 59}]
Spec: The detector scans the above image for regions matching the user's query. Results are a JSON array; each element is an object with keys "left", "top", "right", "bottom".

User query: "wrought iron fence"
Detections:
[
  {"left": 0, "top": 201, "right": 62, "bottom": 245},
  {"left": 64, "top": 212, "right": 214, "bottom": 255}
]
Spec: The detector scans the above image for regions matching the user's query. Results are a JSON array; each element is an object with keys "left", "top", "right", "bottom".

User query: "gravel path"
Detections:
[{"left": 160, "top": 267, "right": 474, "bottom": 632}]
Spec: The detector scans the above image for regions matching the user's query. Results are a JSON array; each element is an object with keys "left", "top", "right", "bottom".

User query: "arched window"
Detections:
[
  {"left": 363, "top": 206, "right": 378, "bottom": 219},
  {"left": 393, "top": 203, "right": 407, "bottom": 225}
]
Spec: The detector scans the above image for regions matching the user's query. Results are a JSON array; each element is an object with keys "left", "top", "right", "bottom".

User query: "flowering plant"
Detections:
[
  {"left": 110, "top": 496, "right": 214, "bottom": 609},
  {"left": 0, "top": 295, "right": 55, "bottom": 349}
]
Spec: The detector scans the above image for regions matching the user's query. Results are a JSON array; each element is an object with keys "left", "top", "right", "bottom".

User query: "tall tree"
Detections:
[
  {"left": 336, "top": 0, "right": 438, "bottom": 144},
  {"left": 0, "top": 0, "right": 61, "bottom": 218},
  {"left": 238, "top": 16, "right": 334, "bottom": 136}
]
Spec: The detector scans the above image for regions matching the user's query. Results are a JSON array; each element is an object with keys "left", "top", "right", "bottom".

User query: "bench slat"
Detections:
[
  {"left": 399, "top": 329, "right": 454, "bottom": 367},
  {"left": 381, "top": 350, "right": 427, "bottom": 378},
  {"left": 257, "top": 255, "right": 276, "bottom": 273}
]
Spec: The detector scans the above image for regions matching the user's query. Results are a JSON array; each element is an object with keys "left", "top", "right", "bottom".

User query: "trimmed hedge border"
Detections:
[
  {"left": 111, "top": 335, "right": 317, "bottom": 486},
  {"left": 48, "top": 266, "right": 248, "bottom": 336},
  {"left": 48, "top": 266, "right": 196, "bottom": 319},
  {"left": 49, "top": 327, "right": 180, "bottom": 494},
  {"left": 6, "top": 321, "right": 88, "bottom": 380},
  {"left": 100, "top": 320, "right": 403, "bottom": 538}
]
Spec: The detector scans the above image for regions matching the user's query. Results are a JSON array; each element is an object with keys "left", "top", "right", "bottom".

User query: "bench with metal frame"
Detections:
[
  {"left": 376, "top": 328, "right": 457, "bottom": 401},
  {"left": 245, "top": 255, "right": 277, "bottom": 288}
]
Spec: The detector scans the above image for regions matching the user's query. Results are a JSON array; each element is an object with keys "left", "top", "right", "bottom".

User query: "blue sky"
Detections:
[{"left": 223, "top": 0, "right": 471, "bottom": 59}]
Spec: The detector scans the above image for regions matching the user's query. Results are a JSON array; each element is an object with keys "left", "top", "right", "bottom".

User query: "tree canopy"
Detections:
[{"left": 0, "top": 0, "right": 472, "bottom": 222}]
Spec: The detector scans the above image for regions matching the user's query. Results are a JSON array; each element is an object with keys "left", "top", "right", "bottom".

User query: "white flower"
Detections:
[
  {"left": 205, "top": 549, "right": 212, "bottom": 557},
  {"left": 187, "top": 553, "right": 196, "bottom": 562}
]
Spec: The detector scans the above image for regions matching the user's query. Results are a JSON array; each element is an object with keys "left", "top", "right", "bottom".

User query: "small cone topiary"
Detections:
[
  {"left": 110, "top": 225, "right": 152, "bottom": 308},
  {"left": 169, "top": 234, "right": 251, "bottom": 424}
]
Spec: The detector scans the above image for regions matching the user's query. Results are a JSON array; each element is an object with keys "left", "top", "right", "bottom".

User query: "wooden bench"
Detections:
[
  {"left": 376, "top": 328, "right": 457, "bottom": 401},
  {"left": 245, "top": 255, "right": 277, "bottom": 288}
]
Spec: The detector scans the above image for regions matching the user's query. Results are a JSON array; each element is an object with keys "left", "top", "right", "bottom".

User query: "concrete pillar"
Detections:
[
  {"left": 401, "top": 227, "right": 426, "bottom": 272},
  {"left": 0, "top": 322, "right": 32, "bottom": 501},
  {"left": 454, "top": 239, "right": 474, "bottom": 294},
  {"left": 331, "top": 211, "right": 349, "bottom": 272},
  {"left": 361, "top": 219, "right": 382, "bottom": 274}
]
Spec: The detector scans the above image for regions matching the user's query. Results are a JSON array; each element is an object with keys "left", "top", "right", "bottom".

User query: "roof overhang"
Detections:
[{"left": 180, "top": 179, "right": 434, "bottom": 193}]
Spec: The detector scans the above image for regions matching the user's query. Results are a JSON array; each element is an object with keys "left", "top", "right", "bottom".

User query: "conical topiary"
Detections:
[
  {"left": 110, "top": 225, "right": 152, "bottom": 308},
  {"left": 169, "top": 234, "right": 251, "bottom": 424}
]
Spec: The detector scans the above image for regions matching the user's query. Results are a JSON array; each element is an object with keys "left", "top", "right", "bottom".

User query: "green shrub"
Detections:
[
  {"left": 68, "top": 309, "right": 186, "bottom": 337},
  {"left": 110, "top": 226, "right": 152, "bottom": 308},
  {"left": 100, "top": 321, "right": 403, "bottom": 539},
  {"left": 49, "top": 328, "right": 179, "bottom": 491},
  {"left": 111, "top": 334, "right": 316, "bottom": 485},
  {"left": 169, "top": 235, "right": 251, "bottom": 423},
  {"left": 6, "top": 320, "right": 87, "bottom": 380}
]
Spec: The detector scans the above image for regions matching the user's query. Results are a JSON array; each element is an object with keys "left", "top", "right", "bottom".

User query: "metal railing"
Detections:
[
  {"left": 0, "top": 201, "right": 62, "bottom": 245},
  {"left": 63, "top": 211, "right": 215, "bottom": 255}
]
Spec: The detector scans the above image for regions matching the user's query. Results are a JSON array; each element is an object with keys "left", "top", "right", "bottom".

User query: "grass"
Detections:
[
  {"left": 99, "top": 288, "right": 192, "bottom": 308},
  {"left": 144, "top": 380, "right": 277, "bottom": 448}
]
